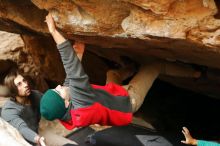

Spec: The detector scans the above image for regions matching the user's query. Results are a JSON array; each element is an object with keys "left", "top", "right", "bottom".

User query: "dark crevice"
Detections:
[
  {"left": 44, "top": 79, "right": 60, "bottom": 89},
  {"left": 0, "top": 18, "right": 47, "bottom": 36},
  {"left": 139, "top": 79, "right": 220, "bottom": 141},
  {"left": 214, "top": 0, "right": 220, "bottom": 19},
  {"left": 0, "top": 59, "right": 18, "bottom": 84}
]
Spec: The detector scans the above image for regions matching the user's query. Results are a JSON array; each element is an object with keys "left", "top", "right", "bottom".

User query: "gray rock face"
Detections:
[
  {"left": 1, "top": 1, "right": 220, "bottom": 96},
  {"left": 0, "top": 118, "right": 31, "bottom": 146},
  {"left": 0, "top": 117, "right": 78, "bottom": 146},
  {"left": 1, "top": 1, "right": 220, "bottom": 145}
]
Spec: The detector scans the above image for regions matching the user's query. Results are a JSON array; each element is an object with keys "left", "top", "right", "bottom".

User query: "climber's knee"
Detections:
[{"left": 127, "top": 85, "right": 146, "bottom": 113}]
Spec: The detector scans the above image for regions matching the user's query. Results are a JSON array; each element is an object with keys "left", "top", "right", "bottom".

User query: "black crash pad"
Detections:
[
  {"left": 64, "top": 127, "right": 95, "bottom": 146},
  {"left": 64, "top": 124, "right": 182, "bottom": 146}
]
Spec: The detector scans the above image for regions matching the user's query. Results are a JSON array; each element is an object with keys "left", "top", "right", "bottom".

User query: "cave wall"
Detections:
[{"left": 0, "top": 0, "right": 220, "bottom": 97}]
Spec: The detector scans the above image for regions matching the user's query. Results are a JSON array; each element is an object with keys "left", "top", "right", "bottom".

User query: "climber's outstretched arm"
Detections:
[{"left": 45, "top": 13, "right": 66, "bottom": 45}]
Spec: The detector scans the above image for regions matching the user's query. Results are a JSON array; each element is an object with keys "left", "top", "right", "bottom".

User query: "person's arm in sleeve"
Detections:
[
  {"left": 45, "top": 14, "right": 93, "bottom": 94},
  {"left": 45, "top": 14, "right": 66, "bottom": 45},
  {"left": 197, "top": 140, "right": 220, "bottom": 146},
  {"left": 181, "top": 127, "right": 197, "bottom": 145},
  {"left": 1, "top": 108, "right": 39, "bottom": 144},
  {"left": 45, "top": 13, "right": 69, "bottom": 87},
  {"left": 181, "top": 127, "right": 220, "bottom": 146}
]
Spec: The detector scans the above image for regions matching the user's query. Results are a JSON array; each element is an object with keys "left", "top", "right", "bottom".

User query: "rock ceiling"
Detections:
[{"left": 0, "top": 0, "right": 220, "bottom": 98}]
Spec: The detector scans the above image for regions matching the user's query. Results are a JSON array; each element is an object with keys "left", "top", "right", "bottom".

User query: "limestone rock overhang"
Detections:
[{"left": 0, "top": 0, "right": 220, "bottom": 98}]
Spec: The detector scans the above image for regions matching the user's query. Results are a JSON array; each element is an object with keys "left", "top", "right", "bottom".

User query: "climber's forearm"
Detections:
[{"left": 50, "top": 29, "right": 66, "bottom": 45}]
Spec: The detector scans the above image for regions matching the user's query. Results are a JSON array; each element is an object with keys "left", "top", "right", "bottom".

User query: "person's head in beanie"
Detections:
[{"left": 40, "top": 85, "right": 70, "bottom": 121}]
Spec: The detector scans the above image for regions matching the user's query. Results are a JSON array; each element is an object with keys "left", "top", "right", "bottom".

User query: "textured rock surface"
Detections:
[
  {"left": 0, "top": 31, "right": 24, "bottom": 83},
  {"left": 1, "top": 1, "right": 220, "bottom": 145},
  {"left": 0, "top": 31, "right": 49, "bottom": 91},
  {"left": 0, "top": 118, "right": 31, "bottom": 146},
  {"left": 0, "top": 117, "right": 77, "bottom": 146},
  {"left": 30, "top": 0, "right": 220, "bottom": 68},
  {"left": 0, "top": 0, "right": 220, "bottom": 97},
  {"left": 21, "top": 34, "right": 65, "bottom": 90}
]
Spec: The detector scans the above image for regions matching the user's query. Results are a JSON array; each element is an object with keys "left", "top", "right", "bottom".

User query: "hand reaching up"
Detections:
[
  {"left": 45, "top": 13, "right": 56, "bottom": 34},
  {"left": 45, "top": 13, "right": 66, "bottom": 44},
  {"left": 181, "top": 127, "right": 197, "bottom": 145}
]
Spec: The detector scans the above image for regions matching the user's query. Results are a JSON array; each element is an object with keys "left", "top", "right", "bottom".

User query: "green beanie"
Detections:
[{"left": 40, "top": 89, "right": 67, "bottom": 121}]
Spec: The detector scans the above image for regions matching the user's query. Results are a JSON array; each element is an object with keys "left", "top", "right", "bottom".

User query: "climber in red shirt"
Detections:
[{"left": 40, "top": 13, "right": 201, "bottom": 130}]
